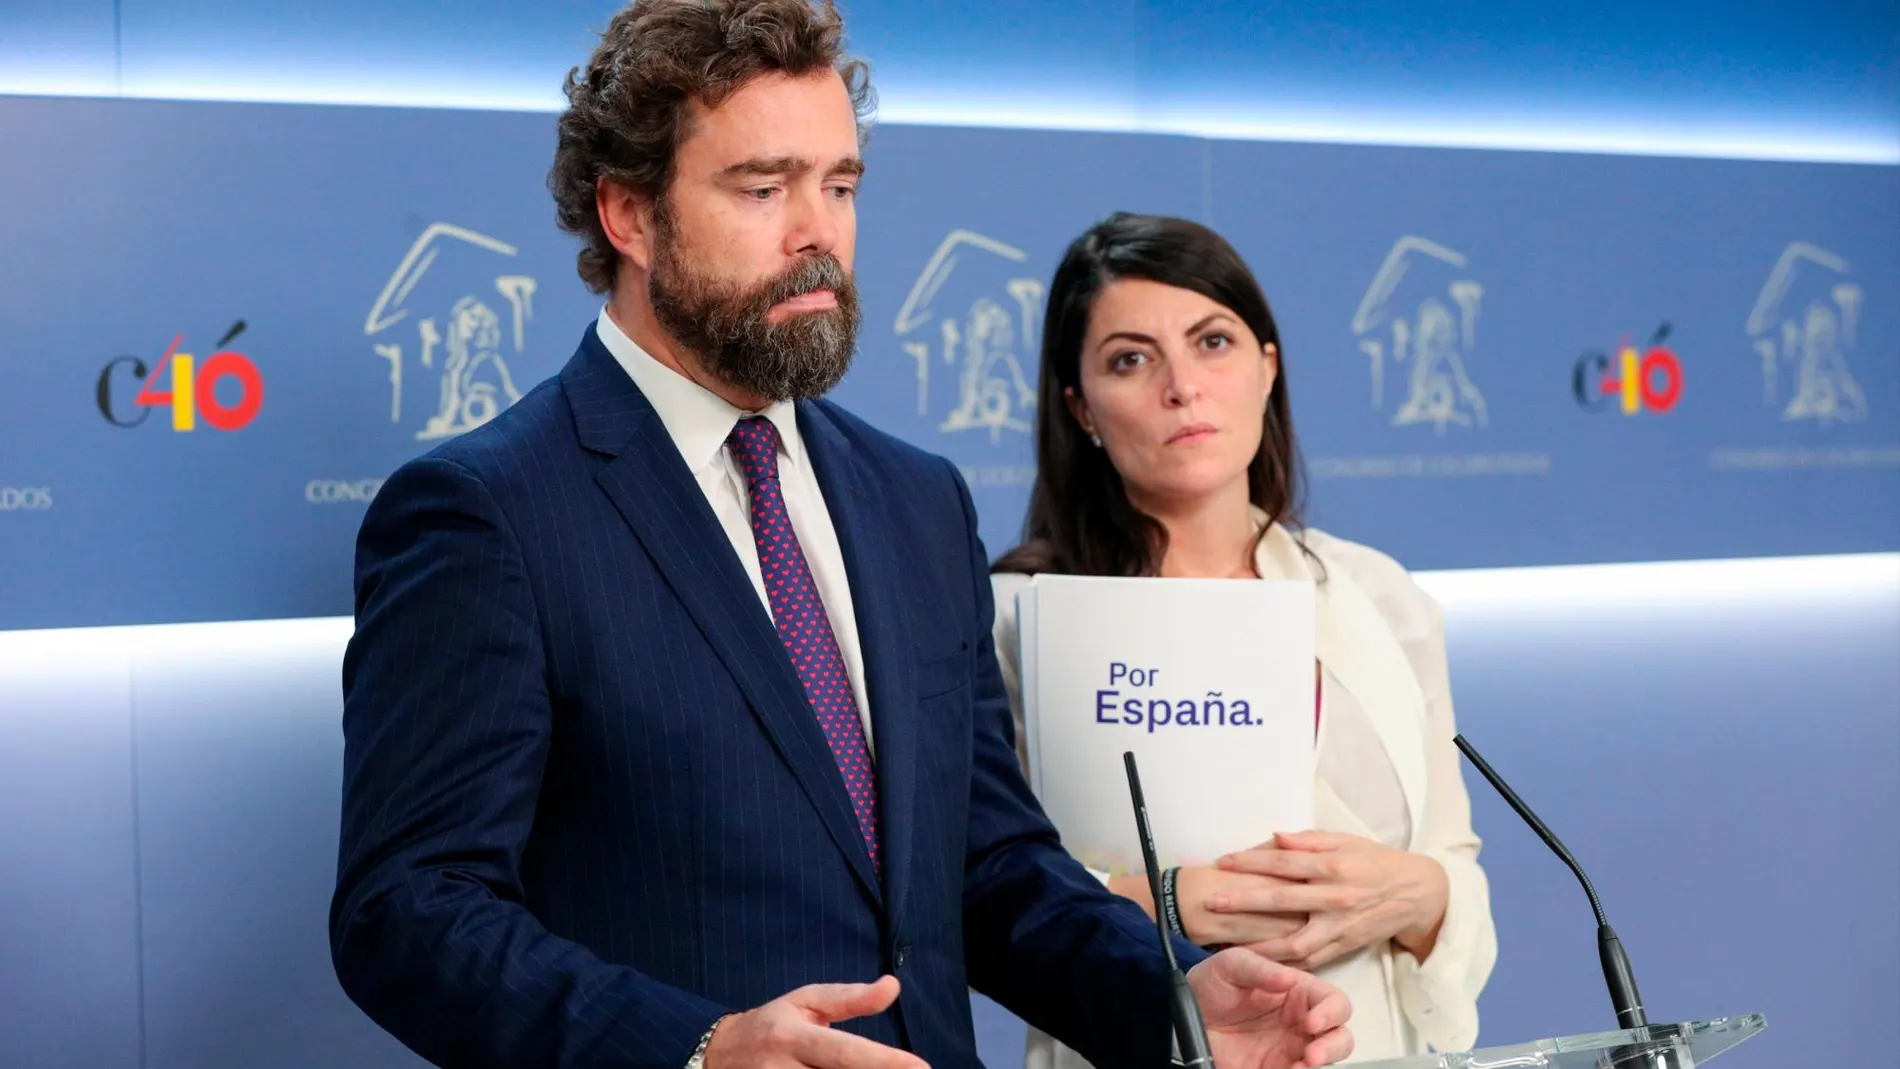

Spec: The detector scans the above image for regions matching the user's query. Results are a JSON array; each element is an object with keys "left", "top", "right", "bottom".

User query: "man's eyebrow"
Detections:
[
  {"left": 715, "top": 155, "right": 811, "bottom": 181},
  {"left": 714, "top": 154, "right": 864, "bottom": 181}
]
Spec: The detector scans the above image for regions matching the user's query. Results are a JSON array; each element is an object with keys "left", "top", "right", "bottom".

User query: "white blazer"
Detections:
[{"left": 990, "top": 520, "right": 1497, "bottom": 1065}]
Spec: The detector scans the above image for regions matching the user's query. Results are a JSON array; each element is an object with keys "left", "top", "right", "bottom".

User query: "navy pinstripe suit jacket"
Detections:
[{"left": 331, "top": 326, "right": 1199, "bottom": 1069}]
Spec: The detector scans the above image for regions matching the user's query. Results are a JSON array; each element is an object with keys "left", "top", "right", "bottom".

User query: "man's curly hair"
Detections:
[{"left": 549, "top": 0, "right": 875, "bottom": 294}]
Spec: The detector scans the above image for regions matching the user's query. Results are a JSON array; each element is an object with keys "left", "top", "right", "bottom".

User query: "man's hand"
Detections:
[
  {"left": 703, "top": 976, "right": 928, "bottom": 1069},
  {"left": 1188, "top": 947, "right": 1353, "bottom": 1069}
]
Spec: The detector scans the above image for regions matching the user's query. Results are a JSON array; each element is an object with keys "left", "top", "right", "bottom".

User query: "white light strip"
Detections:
[
  {"left": 1, "top": 554, "right": 1895, "bottom": 646},
  {"left": 0, "top": 615, "right": 354, "bottom": 648},
  {"left": 1414, "top": 552, "right": 1900, "bottom": 611},
  {"left": 879, "top": 100, "right": 1900, "bottom": 165},
  {"left": 3, "top": 81, "right": 1895, "bottom": 165}
]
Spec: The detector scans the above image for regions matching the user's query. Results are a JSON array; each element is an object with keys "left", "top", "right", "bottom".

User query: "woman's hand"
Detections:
[
  {"left": 1108, "top": 867, "right": 1307, "bottom": 948},
  {"left": 1209, "top": 831, "right": 1449, "bottom": 971}
]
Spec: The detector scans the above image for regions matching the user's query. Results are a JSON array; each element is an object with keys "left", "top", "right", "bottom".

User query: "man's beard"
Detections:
[{"left": 648, "top": 213, "right": 861, "bottom": 403}]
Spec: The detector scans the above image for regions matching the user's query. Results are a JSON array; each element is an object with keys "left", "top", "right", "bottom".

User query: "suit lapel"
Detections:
[
  {"left": 563, "top": 331, "right": 882, "bottom": 905},
  {"left": 799, "top": 404, "right": 920, "bottom": 926}
]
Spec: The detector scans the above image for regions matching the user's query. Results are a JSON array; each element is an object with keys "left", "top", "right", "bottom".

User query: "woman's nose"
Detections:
[{"left": 1162, "top": 364, "right": 1202, "bottom": 406}]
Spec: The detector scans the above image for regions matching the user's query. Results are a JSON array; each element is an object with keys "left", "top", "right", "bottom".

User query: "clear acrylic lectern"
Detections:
[{"left": 1351, "top": 1014, "right": 1766, "bottom": 1069}]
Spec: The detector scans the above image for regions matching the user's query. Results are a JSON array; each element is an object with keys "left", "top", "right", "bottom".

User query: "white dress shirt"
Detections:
[{"left": 595, "top": 308, "right": 874, "bottom": 751}]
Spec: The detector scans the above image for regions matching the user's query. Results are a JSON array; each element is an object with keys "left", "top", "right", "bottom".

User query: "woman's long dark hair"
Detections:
[{"left": 993, "top": 213, "right": 1304, "bottom": 577}]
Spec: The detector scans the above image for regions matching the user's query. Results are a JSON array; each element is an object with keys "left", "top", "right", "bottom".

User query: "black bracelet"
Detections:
[{"left": 1160, "top": 866, "right": 1186, "bottom": 940}]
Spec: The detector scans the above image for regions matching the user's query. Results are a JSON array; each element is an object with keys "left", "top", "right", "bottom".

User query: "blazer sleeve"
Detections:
[
  {"left": 330, "top": 456, "right": 728, "bottom": 1069},
  {"left": 949, "top": 463, "right": 1204, "bottom": 1069},
  {"left": 1358, "top": 558, "right": 1499, "bottom": 1053}
]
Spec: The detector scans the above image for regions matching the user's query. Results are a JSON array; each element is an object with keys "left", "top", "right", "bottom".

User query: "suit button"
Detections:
[{"left": 894, "top": 945, "right": 909, "bottom": 969}]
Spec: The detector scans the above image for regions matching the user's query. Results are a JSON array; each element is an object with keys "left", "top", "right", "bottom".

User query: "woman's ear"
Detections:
[
  {"left": 1063, "top": 385, "right": 1096, "bottom": 439},
  {"left": 1261, "top": 342, "right": 1280, "bottom": 407}
]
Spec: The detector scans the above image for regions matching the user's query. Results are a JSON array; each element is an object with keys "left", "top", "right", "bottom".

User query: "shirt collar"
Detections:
[{"left": 595, "top": 306, "right": 804, "bottom": 475}]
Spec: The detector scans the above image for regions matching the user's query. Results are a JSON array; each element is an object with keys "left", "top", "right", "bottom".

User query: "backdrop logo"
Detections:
[
  {"left": 1352, "top": 236, "right": 1488, "bottom": 433},
  {"left": 365, "top": 223, "right": 534, "bottom": 441},
  {"left": 0, "top": 487, "right": 52, "bottom": 511},
  {"left": 1574, "top": 324, "right": 1683, "bottom": 415},
  {"left": 894, "top": 230, "right": 1042, "bottom": 443},
  {"left": 95, "top": 320, "right": 263, "bottom": 431},
  {"left": 305, "top": 478, "right": 385, "bottom": 504},
  {"left": 1747, "top": 242, "right": 1866, "bottom": 425}
]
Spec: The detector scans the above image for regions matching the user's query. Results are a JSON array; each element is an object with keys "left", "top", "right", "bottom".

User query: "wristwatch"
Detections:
[{"left": 684, "top": 1014, "right": 733, "bottom": 1069}]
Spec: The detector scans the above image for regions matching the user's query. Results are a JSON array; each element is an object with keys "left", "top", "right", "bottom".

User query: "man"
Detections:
[{"left": 330, "top": 2, "right": 1354, "bottom": 1067}]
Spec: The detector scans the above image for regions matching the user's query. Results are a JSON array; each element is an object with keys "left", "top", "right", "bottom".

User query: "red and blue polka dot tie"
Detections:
[{"left": 727, "top": 416, "right": 879, "bottom": 872}]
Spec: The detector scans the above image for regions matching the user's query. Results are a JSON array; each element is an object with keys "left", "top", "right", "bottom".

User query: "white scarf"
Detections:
[{"left": 1251, "top": 518, "right": 1430, "bottom": 848}]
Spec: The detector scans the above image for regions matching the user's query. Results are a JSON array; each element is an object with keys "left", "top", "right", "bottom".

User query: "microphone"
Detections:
[
  {"left": 1123, "top": 751, "right": 1216, "bottom": 1068},
  {"left": 1453, "top": 733, "right": 1648, "bottom": 1031}
]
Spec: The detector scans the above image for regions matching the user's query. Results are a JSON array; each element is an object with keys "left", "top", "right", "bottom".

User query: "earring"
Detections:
[{"left": 1088, "top": 433, "right": 1103, "bottom": 448}]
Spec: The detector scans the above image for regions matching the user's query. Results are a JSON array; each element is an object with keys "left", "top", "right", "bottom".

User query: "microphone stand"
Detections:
[
  {"left": 1455, "top": 734, "right": 1684, "bottom": 1068},
  {"left": 1124, "top": 752, "right": 1216, "bottom": 1068}
]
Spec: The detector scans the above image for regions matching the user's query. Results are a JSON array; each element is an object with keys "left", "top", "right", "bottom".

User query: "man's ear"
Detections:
[{"left": 597, "top": 177, "right": 657, "bottom": 273}]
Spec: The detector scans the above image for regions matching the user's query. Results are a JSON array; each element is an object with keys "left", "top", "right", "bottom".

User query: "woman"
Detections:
[{"left": 991, "top": 213, "right": 1496, "bottom": 1065}]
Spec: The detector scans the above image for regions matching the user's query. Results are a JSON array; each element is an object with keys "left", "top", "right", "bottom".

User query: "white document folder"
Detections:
[{"left": 1017, "top": 575, "right": 1316, "bottom": 875}]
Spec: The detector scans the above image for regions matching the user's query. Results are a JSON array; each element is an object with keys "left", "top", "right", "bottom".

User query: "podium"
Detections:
[{"left": 1353, "top": 1014, "right": 1766, "bottom": 1069}]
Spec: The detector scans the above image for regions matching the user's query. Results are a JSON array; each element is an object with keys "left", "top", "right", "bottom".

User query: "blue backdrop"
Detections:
[{"left": 1, "top": 96, "right": 1895, "bottom": 629}]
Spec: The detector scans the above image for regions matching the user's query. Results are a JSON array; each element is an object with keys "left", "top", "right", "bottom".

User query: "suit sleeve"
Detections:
[
  {"left": 330, "top": 456, "right": 727, "bottom": 1069},
  {"left": 946, "top": 461, "right": 1205, "bottom": 1069}
]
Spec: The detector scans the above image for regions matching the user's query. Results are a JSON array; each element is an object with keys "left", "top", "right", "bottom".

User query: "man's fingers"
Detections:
[
  {"left": 1212, "top": 948, "right": 1352, "bottom": 1031},
  {"left": 714, "top": 981, "right": 920, "bottom": 1069},
  {"left": 785, "top": 976, "right": 902, "bottom": 1024},
  {"left": 1304, "top": 980, "right": 1353, "bottom": 1034},
  {"left": 1286, "top": 976, "right": 1354, "bottom": 1066},
  {"left": 791, "top": 1024, "right": 931, "bottom": 1069},
  {"left": 1209, "top": 946, "right": 1301, "bottom": 993},
  {"left": 1302, "top": 1023, "right": 1355, "bottom": 1067}
]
